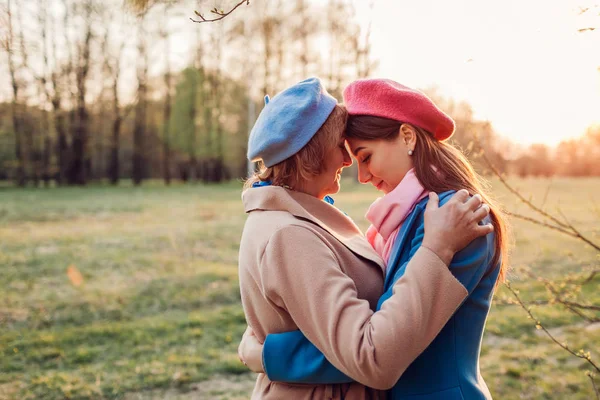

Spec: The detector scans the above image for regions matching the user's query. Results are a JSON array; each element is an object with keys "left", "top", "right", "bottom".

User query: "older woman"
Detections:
[{"left": 238, "top": 77, "right": 492, "bottom": 399}]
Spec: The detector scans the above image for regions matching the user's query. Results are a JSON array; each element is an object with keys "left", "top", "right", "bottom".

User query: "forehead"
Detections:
[{"left": 345, "top": 137, "right": 370, "bottom": 154}]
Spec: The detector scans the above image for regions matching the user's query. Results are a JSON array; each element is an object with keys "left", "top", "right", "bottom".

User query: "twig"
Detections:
[
  {"left": 582, "top": 270, "right": 600, "bottom": 284},
  {"left": 561, "top": 300, "right": 600, "bottom": 312},
  {"left": 557, "top": 209, "right": 600, "bottom": 253},
  {"left": 521, "top": 268, "right": 600, "bottom": 322},
  {"left": 190, "top": 0, "right": 249, "bottom": 24},
  {"left": 480, "top": 150, "right": 600, "bottom": 253},
  {"left": 588, "top": 372, "right": 600, "bottom": 400},
  {"left": 495, "top": 299, "right": 551, "bottom": 307},
  {"left": 540, "top": 179, "right": 553, "bottom": 210},
  {"left": 505, "top": 281, "right": 600, "bottom": 373},
  {"left": 506, "top": 211, "right": 577, "bottom": 237},
  {"left": 481, "top": 151, "right": 570, "bottom": 229}
]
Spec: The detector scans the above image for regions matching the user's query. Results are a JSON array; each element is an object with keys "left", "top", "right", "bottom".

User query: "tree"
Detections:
[
  {"left": 101, "top": 14, "right": 128, "bottom": 185},
  {"left": 160, "top": 5, "right": 173, "bottom": 185},
  {"left": 2, "top": 0, "right": 27, "bottom": 186},
  {"left": 132, "top": 16, "right": 149, "bottom": 186},
  {"left": 66, "top": 0, "right": 93, "bottom": 185}
]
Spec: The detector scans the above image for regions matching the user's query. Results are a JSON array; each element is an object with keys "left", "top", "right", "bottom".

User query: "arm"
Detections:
[
  {"left": 260, "top": 225, "right": 467, "bottom": 390},
  {"left": 261, "top": 192, "right": 494, "bottom": 386},
  {"left": 263, "top": 329, "right": 353, "bottom": 384}
]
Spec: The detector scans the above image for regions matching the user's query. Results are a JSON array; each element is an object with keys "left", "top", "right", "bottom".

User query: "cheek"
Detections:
[{"left": 368, "top": 159, "right": 384, "bottom": 178}]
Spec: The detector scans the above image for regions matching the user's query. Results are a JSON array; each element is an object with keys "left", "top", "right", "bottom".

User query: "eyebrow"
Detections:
[{"left": 353, "top": 146, "right": 366, "bottom": 155}]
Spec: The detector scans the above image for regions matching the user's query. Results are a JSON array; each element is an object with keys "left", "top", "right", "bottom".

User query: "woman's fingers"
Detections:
[
  {"left": 465, "top": 193, "right": 483, "bottom": 211},
  {"left": 427, "top": 192, "right": 440, "bottom": 209},
  {"left": 475, "top": 223, "right": 494, "bottom": 236},
  {"left": 453, "top": 188, "right": 470, "bottom": 203},
  {"left": 471, "top": 203, "right": 490, "bottom": 223}
]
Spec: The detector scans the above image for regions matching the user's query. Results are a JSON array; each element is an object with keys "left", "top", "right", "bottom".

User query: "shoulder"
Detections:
[
  {"left": 263, "top": 223, "right": 335, "bottom": 259},
  {"left": 409, "top": 190, "right": 457, "bottom": 225},
  {"left": 412, "top": 190, "right": 457, "bottom": 213}
]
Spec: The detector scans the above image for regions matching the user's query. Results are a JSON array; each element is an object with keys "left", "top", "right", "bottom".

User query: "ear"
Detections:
[{"left": 399, "top": 124, "right": 417, "bottom": 149}]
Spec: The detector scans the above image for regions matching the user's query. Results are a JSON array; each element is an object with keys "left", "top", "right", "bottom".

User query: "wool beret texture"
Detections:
[
  {"left": 343, "top": 79, "right": 455, "bottom": 141},
  {"left": 247, "top": 77, "right": 337, "bottom": 167}
]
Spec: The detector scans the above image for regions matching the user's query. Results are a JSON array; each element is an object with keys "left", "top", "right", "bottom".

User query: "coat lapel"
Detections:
[
  {"left": 243, "top": 186, "right": 386, "bottom": 275},
  {"left": 383, "top": 202, "right": 425, "bottom": 289}
]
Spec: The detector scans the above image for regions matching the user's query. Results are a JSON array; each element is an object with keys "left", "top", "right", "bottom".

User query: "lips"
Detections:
[{"left": 375, "top": 181, "right": 383, "bottom": 191}]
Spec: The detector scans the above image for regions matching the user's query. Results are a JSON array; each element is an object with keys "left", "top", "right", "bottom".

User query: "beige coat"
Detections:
[{"left": 238, "top": 186, "right": 468, "bottom": 399}]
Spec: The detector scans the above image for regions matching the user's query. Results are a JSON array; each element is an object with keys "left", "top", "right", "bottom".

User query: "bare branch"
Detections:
[
  {"left": 581, "top": 270, "right": 600, "bottom": 284},
  {"left": 517, "top": 267, "right": 600, "bottom": 322},
  {"left": 505, "top": 281, "right": 600, "bottom": 374},
  {"left": 480, "top": 149, "right": 600, "bottom": 253},
  {"left": 588, "top": 372, "right": 600, "bottom": 400},
  {"left": 190, "top": 0, "right": 250, "bottom": 24},
  {"left": 480, "top": 151, "right": 570, "bottom": 228},
  {"left": 506, "top": 211, "right": 578, "bottom": 237},
  {"left": 557, "top": 209, "right": 600, "bottom": 253}
]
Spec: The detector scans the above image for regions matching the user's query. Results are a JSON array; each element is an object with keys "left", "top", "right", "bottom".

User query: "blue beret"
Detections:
[{"left": 247, "top": 77, "right": 337, "bottom": 168}]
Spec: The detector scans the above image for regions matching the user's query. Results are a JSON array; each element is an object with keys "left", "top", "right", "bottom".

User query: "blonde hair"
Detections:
[{"left": 244, "top": 104, "right": 348, "bottom": 190}]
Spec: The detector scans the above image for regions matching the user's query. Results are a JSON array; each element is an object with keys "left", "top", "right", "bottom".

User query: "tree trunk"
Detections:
[
  {"left": 39, "top": 1, "right": 51, "bottom": 187},
  {"left": 54, "top": 105, "right": 68, "bottom": 184},
  {"left": 67, "top": 5, "right": 92, "bottom": 185},
  {"left": 109, "top": 116, "right": 121, "bottom": 185},
  {"left": 163, "top": 103, "right": 171, "bottom": 185},
  {"left": 10, "top": 103, "right": 25, "bottom": 187},
  {"left": 132, "top": 23, "right": 148, "bottom": 186},
  {"left": 162, "top": 28, "right": 172, "bottom": 185},
  {"left": 6, "top": 0, "right": 26, "bottom": 186}
]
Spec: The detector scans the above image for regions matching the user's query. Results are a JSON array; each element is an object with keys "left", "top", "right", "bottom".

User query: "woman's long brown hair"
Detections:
[{"left": 346, "top": 115, "right": 510, "bottom": 283}]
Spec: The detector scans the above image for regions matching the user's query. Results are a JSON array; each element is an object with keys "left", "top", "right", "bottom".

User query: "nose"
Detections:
[{"left": 357, "top": 164, "right": 371, "bottom": 184}]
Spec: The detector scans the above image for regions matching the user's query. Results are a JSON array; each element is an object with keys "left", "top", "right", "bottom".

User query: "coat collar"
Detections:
[
  {"left": 382, "top": 190, "right": 456, "bottom": 289},
  {"left": 382, "top": 200, "right": 426, "bottom": 289},
  {"left": 243, "top": 186, "right": 385, "bottom": 274}
]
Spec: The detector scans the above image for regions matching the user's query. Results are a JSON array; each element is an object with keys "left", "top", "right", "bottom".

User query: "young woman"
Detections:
[{"left": 239, "top": 78, "right": 509, "bottom": 400}]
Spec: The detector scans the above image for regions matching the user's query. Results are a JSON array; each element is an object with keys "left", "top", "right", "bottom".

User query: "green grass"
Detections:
[{"left": 0, "top": 177, "right": 599, "bottom": 399}]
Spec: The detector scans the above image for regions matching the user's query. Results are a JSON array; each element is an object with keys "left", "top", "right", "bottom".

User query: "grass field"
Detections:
[{"left": 1, "top": 177, "right": 599, "bottom": 399}]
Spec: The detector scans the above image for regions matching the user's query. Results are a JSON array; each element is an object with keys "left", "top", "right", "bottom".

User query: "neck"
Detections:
[{"left": 295, "top": 180, "right": 325, "bottom": 200}]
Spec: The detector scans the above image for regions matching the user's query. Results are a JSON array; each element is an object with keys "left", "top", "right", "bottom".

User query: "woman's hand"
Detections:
[
  {"left": 422, "top": 190, "right": 493, "bottom": 265},
  {"left": 238, "top": 326, "right": 265, "bottom": 373}
]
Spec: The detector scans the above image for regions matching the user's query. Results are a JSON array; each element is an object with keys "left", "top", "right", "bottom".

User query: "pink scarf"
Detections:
[{"left": 365, "top": 169, "right": 428, "bottom": 266}]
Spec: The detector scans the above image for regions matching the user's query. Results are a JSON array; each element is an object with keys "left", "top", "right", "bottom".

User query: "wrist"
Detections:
[{"left": 421, "top": 241, "right": 455, "bottom": 265}]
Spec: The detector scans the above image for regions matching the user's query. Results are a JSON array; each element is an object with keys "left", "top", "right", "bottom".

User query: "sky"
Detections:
[
  {"left": 2, "top": 0, "right": 598, "bottom": 148},
  {"left": 355, "top": 0, "right": 600, "bottom": 146}
]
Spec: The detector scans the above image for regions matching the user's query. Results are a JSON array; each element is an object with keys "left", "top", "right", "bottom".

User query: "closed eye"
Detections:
[{"left": 361, "top": 155, "right": 371, "bottom": 163}]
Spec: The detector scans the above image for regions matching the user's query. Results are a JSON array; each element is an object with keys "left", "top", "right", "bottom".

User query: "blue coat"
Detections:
[{"left": 261, "top": 191, "right": 500, "bottom": 399}]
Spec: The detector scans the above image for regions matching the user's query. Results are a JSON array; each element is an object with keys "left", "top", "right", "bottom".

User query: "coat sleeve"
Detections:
[
  {"left": 259, "top": 224, "right": 468, "bottom": 390},
  {"left": 403, "top": 194, "right": 497, "bottom": 297}
]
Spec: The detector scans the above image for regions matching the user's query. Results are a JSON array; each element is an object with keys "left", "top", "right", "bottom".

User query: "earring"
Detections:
[{"left": 408, "top": 150, "right": 414, "bottom": 156}]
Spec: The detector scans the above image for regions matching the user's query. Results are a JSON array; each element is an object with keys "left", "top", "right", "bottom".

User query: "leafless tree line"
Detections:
[{"left": 0, "top": 0, "right": 375, "bottom": 186}]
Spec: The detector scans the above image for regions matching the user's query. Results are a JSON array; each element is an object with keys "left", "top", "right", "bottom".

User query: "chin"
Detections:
[{"left": 328, "top": 182, "right": 341, "bottom": 195}]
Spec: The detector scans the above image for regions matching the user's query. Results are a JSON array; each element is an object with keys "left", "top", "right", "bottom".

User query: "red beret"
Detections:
[{"left": 343, "top": 79, "right": 455, "bottom": 141}]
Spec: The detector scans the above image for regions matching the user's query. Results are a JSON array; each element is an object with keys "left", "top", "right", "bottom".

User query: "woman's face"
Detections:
[
  {"left": 346, "top": 126, "right": 416, "bottom": 194},
  {"left": 307, "top": 139, "right": 353, "bottom": 199}
]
